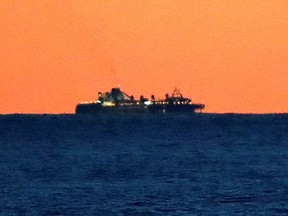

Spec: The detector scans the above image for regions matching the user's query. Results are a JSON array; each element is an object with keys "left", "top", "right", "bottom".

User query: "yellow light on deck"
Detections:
[{"left": 103, "top": 102, "right": 115, "bottom": 106}]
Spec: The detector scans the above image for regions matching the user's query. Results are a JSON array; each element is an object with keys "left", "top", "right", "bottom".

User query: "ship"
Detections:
[{"left": 75, "top": 87, "right": 205, "bottom": 115}]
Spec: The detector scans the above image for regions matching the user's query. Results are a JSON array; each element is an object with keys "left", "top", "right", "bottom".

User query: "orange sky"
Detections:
[{"left": 1, "top": 0, "right": 288, "bottom": 114}]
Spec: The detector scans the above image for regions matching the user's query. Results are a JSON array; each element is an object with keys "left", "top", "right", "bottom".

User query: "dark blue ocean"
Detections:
[{"left": 0, "top": 114, "right": 288, "bottom": 215}]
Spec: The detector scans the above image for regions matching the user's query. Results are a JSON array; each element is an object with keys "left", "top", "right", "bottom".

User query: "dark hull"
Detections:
[
  {"left": 75, "top": 103, "right": 148, "bottom": 115},
  {"left": 75, "top": 103, "right": 204, "bottom": 115},
  {"left": 148, "top": 104, "right": 204, "bottom": 113}
]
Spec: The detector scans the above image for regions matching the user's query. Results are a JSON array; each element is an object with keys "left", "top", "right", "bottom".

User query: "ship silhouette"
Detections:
[{"left": 75, "top": 87, "right": 205, "bottom": 114}]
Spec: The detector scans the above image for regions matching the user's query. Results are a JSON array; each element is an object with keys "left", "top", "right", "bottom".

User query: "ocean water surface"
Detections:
[{"left": 0, "top": 113, "right": 288, "bottom": 215}]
